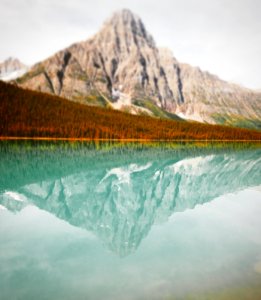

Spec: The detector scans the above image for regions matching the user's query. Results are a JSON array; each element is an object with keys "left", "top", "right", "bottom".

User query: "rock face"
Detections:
[
  {"left": 16, "top": 9, "right": 261, "bottom": 128},
  {"left": 0, "top": 57, "right": 28, "bottom": 81}
]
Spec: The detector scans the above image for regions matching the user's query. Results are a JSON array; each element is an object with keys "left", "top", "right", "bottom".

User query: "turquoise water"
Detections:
[{"left": 0, "top": 142, "right": 261, "bottom": 300}]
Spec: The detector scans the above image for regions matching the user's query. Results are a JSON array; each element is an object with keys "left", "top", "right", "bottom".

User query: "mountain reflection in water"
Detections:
[{"left": 0, "top": 142, "right": 260, "bottom": 257}]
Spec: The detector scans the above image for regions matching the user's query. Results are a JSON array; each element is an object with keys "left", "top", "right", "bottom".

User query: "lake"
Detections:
[{"left": 0, "top": 141, "right": 261, "bottom": 300}]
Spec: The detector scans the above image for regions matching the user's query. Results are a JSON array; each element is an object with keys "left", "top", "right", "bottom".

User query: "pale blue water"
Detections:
[{"left": 0, "top": 142, "right": 261, "bottom": 300}]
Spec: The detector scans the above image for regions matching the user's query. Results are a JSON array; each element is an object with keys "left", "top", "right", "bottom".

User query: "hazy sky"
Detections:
[{"left": 1, "top": 0, "right": 260, "bottom": 89}]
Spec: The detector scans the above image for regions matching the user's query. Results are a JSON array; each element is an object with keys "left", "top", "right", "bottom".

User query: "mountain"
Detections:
[
  {"left": 1, "top": 80, "right": 261, "bottom": 140},
  {"left": 15, "top": 9, "right": 261, "bottom": 129},
  {"left": 0, "top": 57, "right": 28, "bottom": 81},
  {"left": 0, "top": 143, "right": 260, "bottom": 256}
]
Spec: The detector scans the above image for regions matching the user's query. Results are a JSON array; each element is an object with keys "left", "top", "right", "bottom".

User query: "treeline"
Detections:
[{"left": 0, "top": 81, "right": 261, "bottom": 141}]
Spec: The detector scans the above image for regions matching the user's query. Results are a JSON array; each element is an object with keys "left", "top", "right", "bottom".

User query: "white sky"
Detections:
[{"left": 0, "top": 0, "right": 260, "bottom": 89}]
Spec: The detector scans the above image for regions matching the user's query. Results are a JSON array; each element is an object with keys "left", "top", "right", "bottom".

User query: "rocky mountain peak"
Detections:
[
  {"left": 0, "top": 57, "right": 28, "bottom": 81},
  {"left": 0, "top": 57, "right": 26, "bottom": 74},
  {"left": 102, "top": 9, "right": 155, "bottom": 48},
  {"left": 15, "top": 10, "right": 261, "bottom": 129},
  {"left": 106, "top": 9, "right": 139, "bottom": 27}
]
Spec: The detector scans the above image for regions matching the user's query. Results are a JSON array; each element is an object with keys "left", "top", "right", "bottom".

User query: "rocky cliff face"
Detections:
[
  {"left": 15, "top": 9, "right": 261, "bottom": 128},
  {"left": 0, "top": 57, "right": 28, "bottom": 81}
]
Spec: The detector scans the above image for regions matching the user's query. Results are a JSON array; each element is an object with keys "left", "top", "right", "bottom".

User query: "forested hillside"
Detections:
[{"left": 0, "top": 81, "right": 261, "bottom": 140}]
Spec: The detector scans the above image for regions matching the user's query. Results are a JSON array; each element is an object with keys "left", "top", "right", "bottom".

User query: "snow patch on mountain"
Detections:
[
  {"left": 0, "top": 57, "right": 29, "bottom": 81},
  {"left": 4, "top": 191, "right": 27, "bottom": 202},
  {"left": 0, "top": 68, "right": 28, "bottom": 81}
]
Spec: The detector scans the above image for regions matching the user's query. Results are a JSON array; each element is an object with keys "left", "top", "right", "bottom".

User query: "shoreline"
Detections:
[{"left": 0, "top": 137, "right": 261, "bottom": 142}]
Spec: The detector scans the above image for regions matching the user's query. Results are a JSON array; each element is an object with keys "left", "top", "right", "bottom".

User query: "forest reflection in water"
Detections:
[{"left": 0, "top": 141, "right": 261, "bottom": 300}]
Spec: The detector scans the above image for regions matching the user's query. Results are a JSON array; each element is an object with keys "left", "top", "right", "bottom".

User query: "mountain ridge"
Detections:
[
  {"left": 13, "top": 9, "right": 261, "bottom": 129},
  {"left": 0, "top": 57, "right": 28, "bottom": 81}
]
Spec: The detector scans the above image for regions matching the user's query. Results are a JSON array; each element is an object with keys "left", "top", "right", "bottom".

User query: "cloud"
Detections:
[{"left": 0, "top": 0, "right": 260, "bottom": 88}]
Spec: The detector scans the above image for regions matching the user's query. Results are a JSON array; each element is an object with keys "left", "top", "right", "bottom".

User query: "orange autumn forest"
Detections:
[{"left": 0, "top": 80, "right": 260, "bottom": 141}]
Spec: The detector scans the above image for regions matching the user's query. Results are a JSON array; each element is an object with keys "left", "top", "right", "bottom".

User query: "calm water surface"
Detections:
[{"left": 0, "top": 142, "right": 261, "bottom": 300}]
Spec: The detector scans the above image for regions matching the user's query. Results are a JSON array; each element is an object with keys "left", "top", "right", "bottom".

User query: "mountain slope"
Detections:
[
  {"left": 1, "top": 80, "right": 261, "bottom": 140},
  {"left": 15, "top": 9, "right": 261, "bottom": 129}
]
